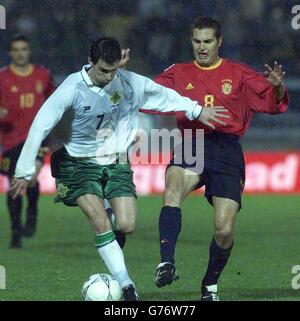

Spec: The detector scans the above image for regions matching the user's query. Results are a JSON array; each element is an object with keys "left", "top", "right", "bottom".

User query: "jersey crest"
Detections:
[
  {"left": 221, "top": 79, "right": 232, "bottom": 95},
  {"left": 110, "top": 91, "right": 122, "bottom": 105}
]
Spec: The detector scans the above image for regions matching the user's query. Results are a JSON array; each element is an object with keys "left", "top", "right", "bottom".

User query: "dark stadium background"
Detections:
[
  {"left": 0, "top": 0, "right": 299, "bottom": 301},
  {"left": 1, "top": 0, "right": 300, "bottom": 148}
]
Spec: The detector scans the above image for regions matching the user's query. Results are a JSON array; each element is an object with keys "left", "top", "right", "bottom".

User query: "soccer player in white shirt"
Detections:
[{"left": 10, "top": 37, "right": 228, "bottom": 300}]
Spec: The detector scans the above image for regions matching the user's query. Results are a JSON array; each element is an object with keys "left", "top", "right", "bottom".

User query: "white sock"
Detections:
[
  {"left": 97, "top": 240, "right": 133, "bottom": 288},
  {"left": 206, "top": 284, "right": 218, "bottom": 293}
]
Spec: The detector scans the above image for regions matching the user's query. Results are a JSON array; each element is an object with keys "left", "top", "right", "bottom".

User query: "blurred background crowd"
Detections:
[{"left": 0, "top": 0, "right": 299, "bottom": 149}]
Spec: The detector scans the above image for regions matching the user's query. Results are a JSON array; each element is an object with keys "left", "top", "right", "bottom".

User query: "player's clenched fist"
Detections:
[{"left": 198, "top": 106, "right": 230, "bottom": 129}]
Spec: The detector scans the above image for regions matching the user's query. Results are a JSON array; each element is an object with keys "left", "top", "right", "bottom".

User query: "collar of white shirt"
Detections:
[
  {"left": 80, "top": 64, "right": 118, "bottom": 91},
  {"left": 81, "top": 64, "right": 94, "bottom": 87}
]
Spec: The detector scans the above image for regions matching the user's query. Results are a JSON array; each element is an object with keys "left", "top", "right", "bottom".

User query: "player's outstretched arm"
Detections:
[
  {"left": 198, "top": 106, "right": 230, "bottom": 129},
  {"left": 9, "top": 177, "right": 29, "bottom": 199},
  {"left": 134, "top": 74, "right": 230, "bottom": 126},
  {"left": 28, "top": 158, "right": 45, "bottom": 188},
  {"left": 14, "top": 82, "right": 74, "bottom": 181},
  {"left": 264, "top": 61, "right": 286, "bottom": 101}
]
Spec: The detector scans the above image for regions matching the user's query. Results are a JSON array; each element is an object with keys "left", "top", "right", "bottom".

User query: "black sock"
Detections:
[
  {"left": 7, "top": 193, "right": 22, "bottom": 237},
  {"left": 114, "top": 231, "right": 126, "bottom": 249},
  {"left": 159, "top": 206, "right": 182, "bottom": 265},
  {"left": 202, "top": 238, "right": 234, "bottom": 286},
  {"left": 26, "top": 182, "right": 40, "bottom": 226}
]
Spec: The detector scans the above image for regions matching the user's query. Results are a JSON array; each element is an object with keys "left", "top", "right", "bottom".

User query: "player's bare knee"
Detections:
[
  {"left": 214, "top": 227, "right": 233, "bottom": 243},
  {"left": 121, "top": 225, "right": 135, "bottom": 234},
  {"left": 118, "top": 224, "right": 135, "bottom": 234},
  {"left": 116, "top": 218, "right": 136, "bottom": 234}
]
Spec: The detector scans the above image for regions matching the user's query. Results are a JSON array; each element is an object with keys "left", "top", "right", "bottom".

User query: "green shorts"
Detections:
[{"left": 50, "top": 148, "right": 136, "bottom": 206}]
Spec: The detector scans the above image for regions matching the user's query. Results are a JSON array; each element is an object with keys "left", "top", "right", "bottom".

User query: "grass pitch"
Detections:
[{"left": 0, "top": 194, "right": 299, "bottom": 301}]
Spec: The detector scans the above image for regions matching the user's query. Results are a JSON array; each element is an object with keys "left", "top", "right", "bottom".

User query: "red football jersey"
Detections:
[
  {"left": 150, "top": 58, "right": 289, "bottom": 137},
  {"left": 0, "top": 64, "right": 55, "bottom": 150}
]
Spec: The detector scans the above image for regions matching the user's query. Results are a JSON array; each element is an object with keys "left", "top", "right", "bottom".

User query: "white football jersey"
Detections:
[{"left": 15, "top": 65, "right": 202, "bottom": 179}]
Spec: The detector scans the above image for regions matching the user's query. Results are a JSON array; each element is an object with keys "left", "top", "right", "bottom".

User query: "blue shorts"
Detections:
[{"left": 168, "top": 132, "right": 245, "bottom": 209}]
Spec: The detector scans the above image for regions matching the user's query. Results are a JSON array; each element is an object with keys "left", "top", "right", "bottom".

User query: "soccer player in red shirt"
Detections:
[
  {"left": 0, "top": 35, "right": 55, "bottom": 248},
  {"left": 153, "top": 17, "right": 289, "bottom": 300}
]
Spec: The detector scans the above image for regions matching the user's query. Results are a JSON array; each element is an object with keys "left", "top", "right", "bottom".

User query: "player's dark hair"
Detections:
[
  {"left": 9, "top": 34, "right": 29, "bottom": 50},
  {"left": 89, "top": 37, "right": 122, "bottom": 65},
  {"left": 191, "top": 17, "right": 221, "bottom": 39}
]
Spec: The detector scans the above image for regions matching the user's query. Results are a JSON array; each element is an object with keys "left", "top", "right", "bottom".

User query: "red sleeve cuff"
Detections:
[{"left": 274, "top": 88, "right": 289, "bottom": 112}]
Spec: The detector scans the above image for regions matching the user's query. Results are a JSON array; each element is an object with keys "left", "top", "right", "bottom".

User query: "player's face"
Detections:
[
  {"left": 191, "top": 28, "right": 222, "bottom": 67},
  {"left": 9, "top": 41, "right": 31, "bottom": 67},
  {"left": 88, "top": 59, "right": 119, "bottom": 87}
]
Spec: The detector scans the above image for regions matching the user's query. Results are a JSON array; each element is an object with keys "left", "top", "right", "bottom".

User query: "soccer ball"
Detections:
[{"left": 82, "top": 273, "right": 122, "bottom": 301}]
